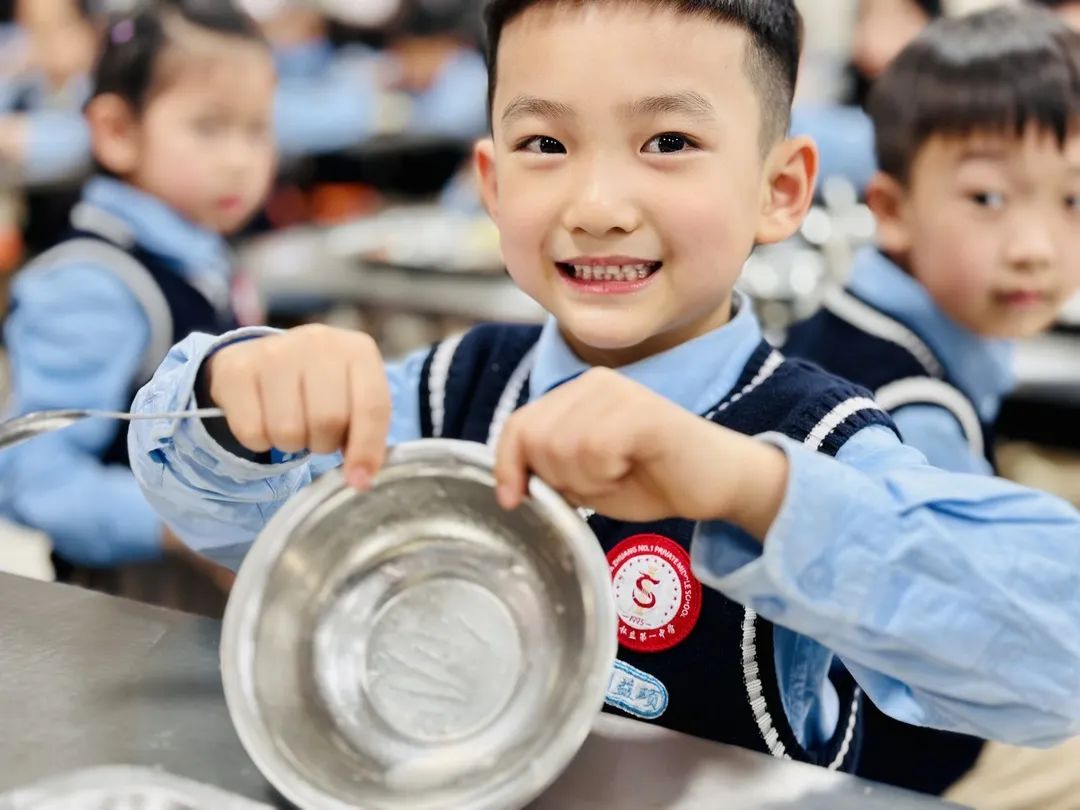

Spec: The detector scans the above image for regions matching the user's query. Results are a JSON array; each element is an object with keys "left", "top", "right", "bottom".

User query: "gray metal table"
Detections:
[{"left": 0, "top": 573, "right": 960, "bottom": 808}]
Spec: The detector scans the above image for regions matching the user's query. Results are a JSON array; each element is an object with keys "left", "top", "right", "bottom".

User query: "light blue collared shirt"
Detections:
[
  {"left": 130, "top": 294, "right": 1080, "bottom": 750},
  {"left": 0, "top": 176, "right": 234, "bottom": 566},
  {"left": 0, "top": 71, "right": 92, "bottom": 187},
  {"left": 845, "top": 248, "right": 1015, "bottom": 475}
]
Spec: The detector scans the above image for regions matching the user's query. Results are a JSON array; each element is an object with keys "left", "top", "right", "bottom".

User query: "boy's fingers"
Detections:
[
  {"left": 494, "top": 416, "right": 529, "bottom": 510},
  {"left": 564, "top": 440, "right": 629, "bottom": 495},
  {"left": 217, "top": 368, "right": 272, "bottom": 453},
  {"left": 303, "top": 358, "right": 349, "bottom": 455},
  {"left": 342, "top": 354, "right": 391, "bottom": 489},
  {"left": 259, "top": 366, "right": 308, "bottom": 454}
]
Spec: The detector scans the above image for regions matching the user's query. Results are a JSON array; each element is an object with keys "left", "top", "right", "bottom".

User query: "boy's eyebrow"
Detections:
[
  {"left": 499, "top": 91, "right": 717, "bottom": 126},
  {"left": 501, "top": 95, "right": 577, "bottom": 125},
  {"left": 957, "top": 148, "right": 1009, "bottom": 163},
  {"left": 618, "top": 92, "right": 717, "bottom": 121}
]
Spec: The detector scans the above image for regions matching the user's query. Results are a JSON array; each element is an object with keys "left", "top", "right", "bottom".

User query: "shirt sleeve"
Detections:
[
  {"left": 891, "top": 403, "right": 993, "bottom": 475},
  {"left": 128, "top": 328, "right": 428, "bottom": 555},
  {"left": 692, "top": 424, "right": 1080, "bottom": 747},
  {"left": 1, "top": 263, "right": 162, "bottom": 566}
]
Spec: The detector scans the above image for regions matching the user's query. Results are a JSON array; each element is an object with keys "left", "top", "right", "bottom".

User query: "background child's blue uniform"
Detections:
[
  {"left": 272, "top": 39, "right": 487, "bottom": 159},
  {"left": 0, "top": 177, "right": 238, "bottom": 567},
  {"left": 785, "top": 247, "right": 1012, "bottom": 474},
  {"left": 0, "top": 70, "right": 91, "bottom": 186},
  {"left": 783, "top": 246, "right": 1021, "bottom": 793},
  {"left": 0, "top": 70, "right": 92, "bottom": 253},
  {"left": 790, "top": 105, "right": 877, "bottom": 196}
]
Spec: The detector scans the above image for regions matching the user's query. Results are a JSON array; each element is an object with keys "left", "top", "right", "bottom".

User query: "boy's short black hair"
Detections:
[
  {"left": 870, "top": 5, "right": 1080, "bottom": 183},
  {"left": 91, "top": 0, "right": 267, "bottom": 113},
  {"left": 482, "top": 0, "right": 802, "bottom": 144}
]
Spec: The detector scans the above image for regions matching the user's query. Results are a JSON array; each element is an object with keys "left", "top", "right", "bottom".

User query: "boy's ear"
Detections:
[
  {"left": 865, "top": 171, "right": 913, "bottom": 255},
  {"left": 85, "top": 94, "right": 140, "bottom": 176},
  {"left": 473, "top": 137, "right": 498, "bottom": 221},
  {"left": 755, "top": 135, "right": 818, "bottom": 245}
]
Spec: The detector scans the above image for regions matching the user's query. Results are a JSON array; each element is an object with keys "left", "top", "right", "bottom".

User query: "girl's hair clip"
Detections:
[{"left": 111, "top": 19, "right": 136, "bottom": 45}]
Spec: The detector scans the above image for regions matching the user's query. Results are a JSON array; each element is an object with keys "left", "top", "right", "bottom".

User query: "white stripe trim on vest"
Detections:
[
  {"left": 25, "top": 239, "right": 174, "bottom": 381},
  {"left": 741, "top": 607, "right": 791, "bottom": 760},
  {"left": 875, "top": 377, "right": 984, "bottom": 458},
  {"left": 743, "top": 605, "right": 862, "bottom": 768},
  {"left": 708, "top": 350, "right": 785, "bottom": 419},
  {"left": 823, "top": 288, "right": 944, "bottom": 378},
  {"left": 804, "top": 396, "right": 882, "bottom": 452},
  {"left": 486, "top": 345, "right": 538, "bottom": 447},
  {"left": 427, "top": 333, "right": 465, "bottom": 438},
  {"left": 827, "top": 687, "right": 862, "bottom": 771}
]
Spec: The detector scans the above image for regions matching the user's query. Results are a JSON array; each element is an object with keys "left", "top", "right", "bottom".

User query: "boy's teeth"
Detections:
[{"left": 571, "top": 263, "right": 653, "bottom": 281}]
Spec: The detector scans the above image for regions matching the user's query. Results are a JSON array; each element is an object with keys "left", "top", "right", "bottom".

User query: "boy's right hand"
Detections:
[{"left": 206, "top": 325, "right": 391, "bottom": 489}]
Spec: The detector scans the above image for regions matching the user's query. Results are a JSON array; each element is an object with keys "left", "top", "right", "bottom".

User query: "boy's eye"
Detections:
[
  {"left": 1065, "top": 194, "right": 1080, "bottom": 210},
  {"left": 518, "top": 136, "right": 566, "bottom": 154},
  {"left": 643, "top": 132, "right": 697, "bottom": 154},
  {"left": 969, "top": 191, "right": 1005, "bottom": 209}
]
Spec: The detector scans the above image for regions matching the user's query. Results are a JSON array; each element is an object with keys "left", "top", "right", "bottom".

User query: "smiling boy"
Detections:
[{"left": 130, "top": 0, "right": 1080, "bottom": 772}]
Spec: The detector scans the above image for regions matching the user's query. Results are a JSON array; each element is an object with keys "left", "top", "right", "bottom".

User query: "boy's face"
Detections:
[
  {"left": 875, "top": 126, "right": 1080, "bottom": 339},
  {"left": 475, "top": 3, "right": 814, "bottom": 365}
]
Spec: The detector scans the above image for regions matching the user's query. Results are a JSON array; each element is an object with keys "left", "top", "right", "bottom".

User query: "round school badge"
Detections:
[{"left": 607, "top": 534, "right": 702, "bottom": 653}]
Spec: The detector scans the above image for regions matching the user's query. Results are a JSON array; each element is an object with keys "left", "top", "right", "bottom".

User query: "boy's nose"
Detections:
[
  {"left": 561, "top": 173, "right": 641, "bottom": 237},
  {"left": 1005, "top": 215, "right": 1055, "bottom": 272}
]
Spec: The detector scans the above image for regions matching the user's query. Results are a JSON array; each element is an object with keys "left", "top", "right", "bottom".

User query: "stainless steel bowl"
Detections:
[{"left": 221, "top": 439, "right": 617, "bottom": 810}]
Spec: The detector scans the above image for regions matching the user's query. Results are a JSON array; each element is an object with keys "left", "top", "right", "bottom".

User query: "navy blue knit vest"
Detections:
[
  {"left": 784, "top": 286, "right": 995, "bottom": 468},
  {"left": 417, "top": 323, "right": 900, "bottom": 773},
  {"left": 784, "top": 287, "right": 989, "bottom": 794},
  {"left": 15, "top": 205, "right": 239, "bottom": 466}
]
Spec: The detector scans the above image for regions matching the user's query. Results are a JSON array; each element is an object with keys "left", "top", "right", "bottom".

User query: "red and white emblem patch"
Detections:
[{"left": 607, "top": 534, "right": 702, "bottom": 653}]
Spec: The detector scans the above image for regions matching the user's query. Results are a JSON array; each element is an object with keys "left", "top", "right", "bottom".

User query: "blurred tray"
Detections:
[{"left": 0, "top": 767, "right": 272, "bottom": 810}]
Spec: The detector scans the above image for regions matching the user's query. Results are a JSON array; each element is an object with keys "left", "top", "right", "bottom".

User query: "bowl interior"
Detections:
[{"left": 236, "top": 450, "right": 612, "bottom": 809}]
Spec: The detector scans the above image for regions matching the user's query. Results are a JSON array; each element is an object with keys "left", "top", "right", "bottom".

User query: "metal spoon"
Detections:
[{"left": 0, "top": 407, "right": 225, "bottom": 451}]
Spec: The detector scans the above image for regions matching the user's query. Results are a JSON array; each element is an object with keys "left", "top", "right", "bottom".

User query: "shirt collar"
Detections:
[
  {"left": 848, "top": 247, "right": 1014, "bottom": 419},
  {"left": 530, "top": 290, "right": 765, "bottom": 415},
  {"left": 79, "top": 176, "right": 232, "bottom": 289}
]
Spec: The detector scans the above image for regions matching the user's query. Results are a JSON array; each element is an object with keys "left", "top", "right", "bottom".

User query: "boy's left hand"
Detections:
[{"left": 494, "top": 368, "right": 790, "bottom": 539}]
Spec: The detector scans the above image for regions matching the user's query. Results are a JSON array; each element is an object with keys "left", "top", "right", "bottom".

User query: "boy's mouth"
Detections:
[
  {"left": 555, "top": 258, "right": 663, "bottom": 284},
  {"left": 994, "top": 288, "right": 1053, "bottom": 309}
]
